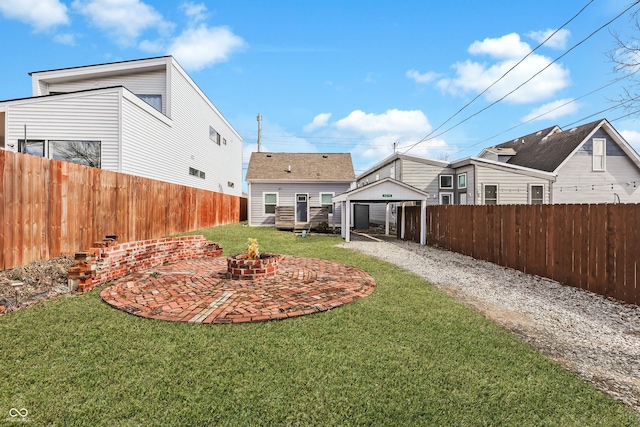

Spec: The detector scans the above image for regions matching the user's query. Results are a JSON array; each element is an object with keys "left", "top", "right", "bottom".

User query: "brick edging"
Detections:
[{"left": 68, "top": 235, "right": 223, "bottom": 293}]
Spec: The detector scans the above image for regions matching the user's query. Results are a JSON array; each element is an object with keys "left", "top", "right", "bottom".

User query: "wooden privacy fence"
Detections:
[
  {"left": 1, "top": 150, "right": 243, "bottom": 270},
  {"left": 400, "top": 204, "right": 640, "bottom": 306}
]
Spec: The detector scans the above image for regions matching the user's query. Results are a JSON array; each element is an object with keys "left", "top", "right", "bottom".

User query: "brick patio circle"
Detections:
[{"left": 99, "top": 255, "right": 376, "bottom": 324}]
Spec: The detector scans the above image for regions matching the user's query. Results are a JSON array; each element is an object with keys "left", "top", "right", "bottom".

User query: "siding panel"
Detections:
[{"left": 249, "top": 182, "right": 350, "bottom": 227}]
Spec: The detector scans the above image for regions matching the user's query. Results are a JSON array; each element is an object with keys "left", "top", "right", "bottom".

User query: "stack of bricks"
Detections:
[
  {"left": 68, "top": 235, "right": 223, "bottom": 293},
  {"left": 227, "top": 254, "right": 281, "bottom": 280}
]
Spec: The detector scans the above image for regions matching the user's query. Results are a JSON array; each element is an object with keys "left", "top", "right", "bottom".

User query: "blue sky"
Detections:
[{"left": 2, "top": 0, "right": 640, "bottom": 190}]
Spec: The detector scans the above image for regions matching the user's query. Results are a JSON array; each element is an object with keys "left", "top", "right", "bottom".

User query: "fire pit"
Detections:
[{"left": 227, "top": 253, "right": 281, "bottom": 280}]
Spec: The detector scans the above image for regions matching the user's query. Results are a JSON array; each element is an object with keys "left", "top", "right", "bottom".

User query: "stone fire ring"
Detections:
[{"left": 99, "top": 255, "right": 376, "bottom": 324}]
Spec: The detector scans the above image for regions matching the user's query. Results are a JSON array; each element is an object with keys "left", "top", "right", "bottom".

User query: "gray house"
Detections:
[
  {"left": 477, "top": 118, "right": 640, "bottom": 204},
  {"left": 246, "top": 152, "right": 355, "bottom": 228},
  {"left": 358, "top": 118, "right": 640, "bottom": 227}
]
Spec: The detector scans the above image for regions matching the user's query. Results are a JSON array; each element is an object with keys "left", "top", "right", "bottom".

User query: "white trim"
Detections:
[
  {"left": 439, "top": 192, "right": 454, "bottom": 205},
  {"left": 592, "top": 137, "right": 606, "bottom": 171},
  {"left": 457, "top": 172, "right": 467, "bottom": 189},
  {"left": 483, "top": 183, "right": 499, "bottom": 205},
  {"left": 320, "top": 191, "right": 334, "bottom": 214},
  {"left": 295, "top": 193, "right": 309, "bottom": 223},
  {"left": 552, "top": 120, "right": 604, "bottom": 173},
  {"left": 263, "top": 191, "right": 278, "bottom": 215},
  {"left": 439, "top": 174, "right": 454, "bottom": 189},
  {"left": 247, "top": 182, "right": 252, "bottom": 225},
  {"left": 529, "top": 183, "right": 544, "bottom": 204}
]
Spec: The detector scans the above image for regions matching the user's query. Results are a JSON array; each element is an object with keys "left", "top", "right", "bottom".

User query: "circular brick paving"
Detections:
[{"left": 100, "top": 256, "right": 376, "bottom": 324}]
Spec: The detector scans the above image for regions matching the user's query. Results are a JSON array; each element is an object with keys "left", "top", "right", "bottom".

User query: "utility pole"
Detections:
[{"left": 256, "top": 113, "right": 262, "bottom": 152}]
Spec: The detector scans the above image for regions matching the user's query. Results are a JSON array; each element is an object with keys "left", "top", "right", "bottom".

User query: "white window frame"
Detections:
[
  {"left": 209, "top": 126, "right": 221, "bottom": 145},
  {"left": 263, "top": 192, "right": 278, "bottom": 215},
  {"left": 529, "top": 184, "right": 544, "bottom": 205},
  {"left": 295, "top": 193, "right": 309, "bottom": 223},
  {"left": 592, "top": 138, "right": 606, "bottom": 171},
  {"left": 483, "top": 184, "right": 498, "bottom": 205},
  {"left": 439, "top": 192, "right": 454, "bottom": 205},
  {"left": 439, "top": 174, "right": 454, "bottom": 189},
  {"left": 320, "top": 192, "right": 334, "bottom": 214},
  {"left": 457, "top": 173, "right": 467, "bottom": 189}
]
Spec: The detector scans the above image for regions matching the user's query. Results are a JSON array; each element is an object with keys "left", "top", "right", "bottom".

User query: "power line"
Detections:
[
  {"left": 403, "top": 0, "right": 640, "bottom": 154},
  {"left": 414, "top": 0, "right": 594, "bottom": 145},
  {"left": 444, "top": 73, "right": 640, "bottom": 156}
]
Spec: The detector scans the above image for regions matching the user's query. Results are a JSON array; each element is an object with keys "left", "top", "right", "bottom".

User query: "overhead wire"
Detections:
[
  {"left": 412, "top": 0, "right": 595, "bottom": 145},
  {"left": 402, "top": 0, "right": 640, "bottom": 155},
  {"left": 442, "top": 72, "right": 640, "bottom": 157}
]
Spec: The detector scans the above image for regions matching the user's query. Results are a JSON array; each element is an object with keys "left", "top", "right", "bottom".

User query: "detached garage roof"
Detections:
[{"left": 246, "top": 152, "right": 355, "bottom": 182}]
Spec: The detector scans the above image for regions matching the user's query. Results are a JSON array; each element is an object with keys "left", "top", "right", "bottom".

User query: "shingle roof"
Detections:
[
  {"left": 246, "top": 152, "right": 355, "bottom": 181},
  {"left": 489, "top": 120, "right": 603, "bottom": 172}
]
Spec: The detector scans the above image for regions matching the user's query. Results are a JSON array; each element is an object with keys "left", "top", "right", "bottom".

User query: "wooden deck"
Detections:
[{"left": 275, "top": 206, "right": 329, "bottom": 230}]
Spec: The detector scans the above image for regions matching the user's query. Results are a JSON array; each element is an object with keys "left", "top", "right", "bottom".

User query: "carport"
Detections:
[{"left": 332, "top": 178, "right": 429, "bottom": 245}]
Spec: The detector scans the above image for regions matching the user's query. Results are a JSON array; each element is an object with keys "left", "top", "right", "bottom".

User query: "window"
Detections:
[
  {"left": 18, "top": 140, "right": 45, "bottom": 157},
  {"left": 223, "top": 138, "right": 227, "bottom": 145},
  {"left": 375, "top": 173, "right": 380, "bottom": 181},
  {"left": 227, "top": 181, "right": 234, "bottom": 188},
  {"left": 209, "top": 126, "right": 221, "bottom": 145},
  {"left": 189, "top": 167, "right": 205, "bottom": 179},
  {"left": 530, "top": 185, "right": 543, "bottom": 204},
  {"left": 439, "top": 192, "right": 453, "bottom": 205},
  {"left": 439, "top": 175, "right": 453, "bottom": 189},
  {"left": 320, "top": 192, "right": 334, "bottom": 214},
  {"left": 484, "top": 185, "right": 498, "bottom": 205},
  {"left": 457, "top": 173, "right": 467, "bottom": 189},
  {"left": 138, "top": 94, "right": 162, "bottom": 112},
  {"left": 593, "top": 138, "right": 606, "bottom": 171},
  {"left": 264, "top": 193, "right": 278, "bottom": 214},
  {"left": 50, "top": 140, "right": 101, "bottom": 168}
]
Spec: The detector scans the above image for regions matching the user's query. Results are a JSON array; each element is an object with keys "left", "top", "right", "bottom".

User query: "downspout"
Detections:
[{"left": 247, "top": 182, "right": 252, "bottom": 226}]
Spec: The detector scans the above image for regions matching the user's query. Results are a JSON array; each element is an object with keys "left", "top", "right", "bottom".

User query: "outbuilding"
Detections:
[{"left": 333, "top": 178, "right": 429, "bottom": 245}]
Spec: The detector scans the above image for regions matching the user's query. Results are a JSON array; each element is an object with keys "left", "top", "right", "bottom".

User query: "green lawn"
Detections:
[{"left": 1, "top": 223, "right": 638, "bottom": 426}]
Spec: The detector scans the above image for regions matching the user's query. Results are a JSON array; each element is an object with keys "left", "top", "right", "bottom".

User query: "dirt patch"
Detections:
[{"left": 0, "top": 255, "right": 74, "bottom": 315}]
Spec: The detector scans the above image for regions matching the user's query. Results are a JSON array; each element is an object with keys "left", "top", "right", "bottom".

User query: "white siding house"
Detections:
[{"left": 0, "top": 56, "right": 242, "bottom": 196}]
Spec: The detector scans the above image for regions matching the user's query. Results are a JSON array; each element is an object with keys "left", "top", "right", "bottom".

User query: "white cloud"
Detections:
[
  {"left": 72, "top": 0, "right": 171, "bottom": 46},
  {"left": 0, "top": 0, "right": 68, "bottom": 31},
  {"left": 364, "top": 72, "right": 379, "bottom": 84},
  {"left": 53, "top": 33, "right": 75, "bottom": 45},
  {"left": 468, "top": 33, "right": 530, "bottom": 59},
  {"left": 527, "top": 28, "right": 570, "bottom": 50},
  {"left": 333, "top": 109, "right": 431, "bottom": 136},
  {"left": 407, "top": 69, "right": 438, "bottom": 84},
  {"left": 521, "top": 98, "right": 579, "bottom": 122},
  {"left": 303, "top": 113, "right": 332, "bottom": 132},
  {"left": 327, "top": 109, "right": 452, "bottom": 164},
  {"left": 168, "top": 25, "right": 245, "bottom": 71},
  {"left": 436, "top": 32, "right": 570, "bottom": 104},
  {"left": 620, "top": 130, "right": 640, "bottom": 152},
  {"left": 180, "top": 1, "right": 207, "bottom": 23}
]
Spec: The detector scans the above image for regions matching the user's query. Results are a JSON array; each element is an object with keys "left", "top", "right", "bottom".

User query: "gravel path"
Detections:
[{"left": 339, "top": 234, "right": 640, "bottom": 412}]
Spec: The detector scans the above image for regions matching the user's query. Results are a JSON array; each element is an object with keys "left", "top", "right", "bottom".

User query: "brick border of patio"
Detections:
[{"left": 100, "top": 255, "right": 376, "bottom": 324}]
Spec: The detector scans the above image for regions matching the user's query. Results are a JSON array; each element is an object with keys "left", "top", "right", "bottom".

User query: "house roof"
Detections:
[
  {"left": 333, "top": 177, "right": 430, "bottom": 203},
  {"left": 484, "top": 120, "right": 603, "bottom": 172},
  {"left": 246, "top": 152, "right": 355, "bottom": 182},
  {"left": 28, "top": 55, "right": 173, "bottom": 76},
  {"left": 357, "top": 152, "right": 449, "bottom": 179}
]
